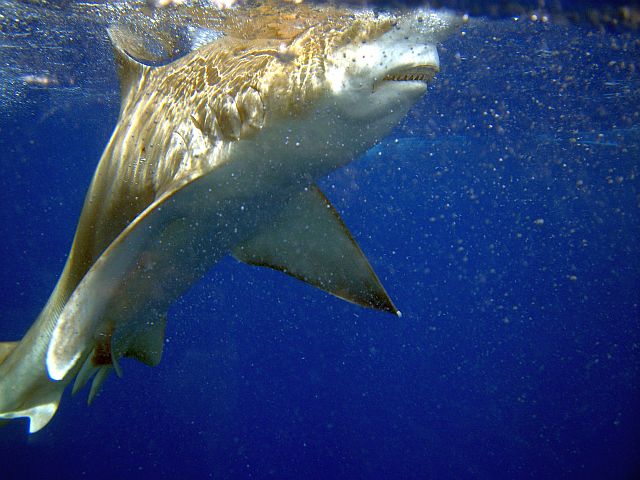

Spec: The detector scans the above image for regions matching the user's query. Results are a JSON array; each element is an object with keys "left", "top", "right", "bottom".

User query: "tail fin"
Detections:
[
  {"left": 0, "top": 340, "right": 66, "bottom": 433},
  {"left": 0, "top": 320, "right": 68, "bottom": 433},
  {"left": 0, "top": 400, "right": 61, "bottom": 433}
]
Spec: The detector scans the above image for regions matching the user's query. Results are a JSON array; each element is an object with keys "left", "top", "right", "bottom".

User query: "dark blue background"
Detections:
[{"left": 0, "top": 10, "right": 639, "bottom": 480}]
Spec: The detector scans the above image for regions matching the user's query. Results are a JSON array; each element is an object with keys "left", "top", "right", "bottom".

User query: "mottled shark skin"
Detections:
[{"left": 0, "top": 2, "right": 459, "bottom": 433}]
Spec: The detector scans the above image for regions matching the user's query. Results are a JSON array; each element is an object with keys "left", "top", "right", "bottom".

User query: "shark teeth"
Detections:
[
  {"left": 382, "top": 65, "right": 439, "bottom": 83},
  {"left": 384, "top": 73, "right": 429, "bottom": 81}
]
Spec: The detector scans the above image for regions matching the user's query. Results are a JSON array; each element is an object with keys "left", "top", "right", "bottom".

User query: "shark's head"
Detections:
[
  {"left": 253, "top": 7, "right": 460, "bottom": 126},
  {"left": 174, "top": 4, "right": 461, "bottom": 139},
  {"left": 110, "top": 3, "right": 461, "bottom": 184}
]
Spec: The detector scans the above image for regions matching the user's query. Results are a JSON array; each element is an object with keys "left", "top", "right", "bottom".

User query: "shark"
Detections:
[{"left": 0, "top": 1, "right": 459, "bottom": 433}]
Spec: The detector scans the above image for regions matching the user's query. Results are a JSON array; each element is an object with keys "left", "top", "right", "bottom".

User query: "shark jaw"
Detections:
[
  {"left": 0, "top": 2, "right": 460, "bottom": 433},
  {"left": 323, "top": 10, "right": 444, "bottom": 124}
]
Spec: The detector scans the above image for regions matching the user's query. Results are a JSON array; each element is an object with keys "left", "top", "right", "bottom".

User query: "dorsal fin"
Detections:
[{"left": 107, "top": 26, "right": 149, "bottom": 104}]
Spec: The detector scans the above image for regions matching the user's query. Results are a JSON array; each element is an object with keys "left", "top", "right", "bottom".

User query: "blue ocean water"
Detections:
[{"left": 0, "top": 2, "right": 639, "bottom": 479}]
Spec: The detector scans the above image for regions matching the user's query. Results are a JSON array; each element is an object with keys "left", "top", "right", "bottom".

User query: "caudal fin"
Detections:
[
  {"left": 0, "top": 400, "right": 61, "bottom": 433},
  {"left": 0, "top": 340, "right": 66, "bottom": 433}
]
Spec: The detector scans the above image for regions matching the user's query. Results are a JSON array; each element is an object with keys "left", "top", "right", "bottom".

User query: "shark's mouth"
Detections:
[{"left": 382, "top": 65, "right": 439, "bottom": 83}]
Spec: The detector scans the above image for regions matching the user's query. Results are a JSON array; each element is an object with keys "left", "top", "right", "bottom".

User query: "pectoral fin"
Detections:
[{"left": 233, "top": 185, "right": 399, "bottom": 315}]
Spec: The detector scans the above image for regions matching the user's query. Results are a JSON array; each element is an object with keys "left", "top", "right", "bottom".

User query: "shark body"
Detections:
[{"left": 0, "top": 2, "right": 458, "bottom": 433}]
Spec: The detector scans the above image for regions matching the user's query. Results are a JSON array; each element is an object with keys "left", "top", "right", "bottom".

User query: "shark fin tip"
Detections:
[
  {"left": 0, "top": 402, "right": 60, "bottom": 434},
  {"left": 28, "top": 403, "right": 58, "bottom": 433}
]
